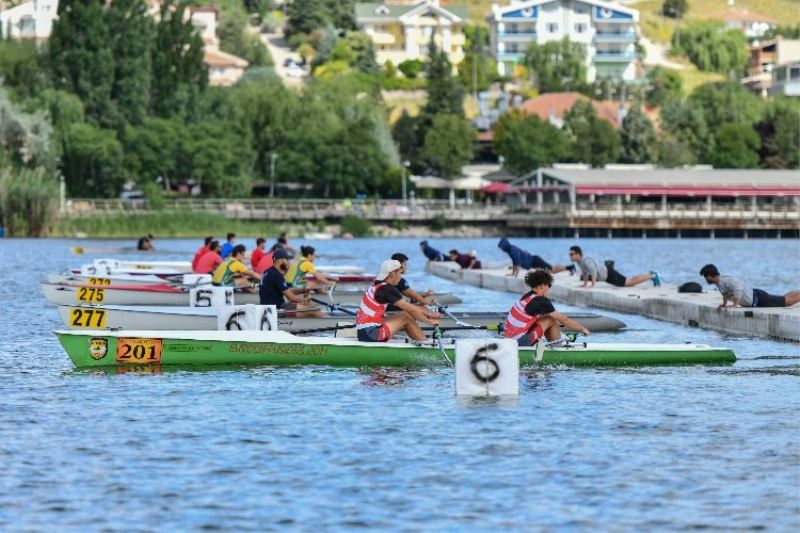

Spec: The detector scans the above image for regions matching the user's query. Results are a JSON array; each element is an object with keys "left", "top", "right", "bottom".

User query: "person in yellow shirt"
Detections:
[
  {"left": 212, "top": 244, "right": 260, "bottom": 292},
  {"left": 284, "top": 245, "right": 338, "bottom": 291}
]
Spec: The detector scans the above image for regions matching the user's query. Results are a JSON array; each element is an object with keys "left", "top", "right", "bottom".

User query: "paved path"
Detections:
[
  {"left": 639, "top": 34, "right": 686, "bottom": 70},
  {"left": 258, "top": 30, "right": 308, "bottom": 87},
  {"left": 427, "top": 262, "right": 800, "bottom": 342}
]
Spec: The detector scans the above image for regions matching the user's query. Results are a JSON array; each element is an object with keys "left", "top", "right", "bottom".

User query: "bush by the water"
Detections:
[{"left": 340, "top": 215, "right": 372, "bottom": 237}]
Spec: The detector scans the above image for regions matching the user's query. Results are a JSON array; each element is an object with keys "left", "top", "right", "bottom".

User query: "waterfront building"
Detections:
[
  {"left": 486, "top": 0, "right": 639, "bottom": 82},
  {"left": 355, "top": 0, "right": 468, "bottom": 68},
  {"left": 0, "top": 0, "right": 58, "bottom": 41}
]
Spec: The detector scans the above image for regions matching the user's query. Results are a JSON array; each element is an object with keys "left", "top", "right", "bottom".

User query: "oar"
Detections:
[
  {"left": 310, "top": 297, "right": 358, "bottom": 316},
  {"left": 432, "top": 325, "right": 453, "bottom": 368},
  {"left": 291, "top": 323, "right": 357, "bottom": 335},
  {"left": 437, "top": 305, "right": 502, "bottom": 332}
]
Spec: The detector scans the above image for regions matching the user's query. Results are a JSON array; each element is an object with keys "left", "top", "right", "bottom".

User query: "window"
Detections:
[
  {"left": 574, "top": 23, "right": 587, "bottom": 34},
  {"left": 547, "top": 23, "right": 559, "bottom": 33},
  {"left": 574, "top": 3, "right": 587, "bottom": 14}
]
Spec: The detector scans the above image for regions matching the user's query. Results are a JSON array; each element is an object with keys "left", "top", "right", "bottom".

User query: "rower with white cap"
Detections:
[{"left": 355, "top": 259, "right": 442, "bottom": 342}]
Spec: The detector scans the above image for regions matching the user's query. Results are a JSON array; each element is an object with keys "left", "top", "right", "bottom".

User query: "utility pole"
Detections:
[{"left": 269, "top": 152, "right": 278, "bottom": 198}]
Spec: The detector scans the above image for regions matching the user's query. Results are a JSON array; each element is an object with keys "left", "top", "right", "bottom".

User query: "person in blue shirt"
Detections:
[
  {"left": 220, "top": 232, "right": 236, "bottom": 259},
  {"left": 259, "top": 249, "right": 324, "bottom": 317},
  {"left": 498, "top": 237, "right": 574, "bottom": 277},
  {"left": 419, "top": 240, "right": 444, "bottom": 262}
]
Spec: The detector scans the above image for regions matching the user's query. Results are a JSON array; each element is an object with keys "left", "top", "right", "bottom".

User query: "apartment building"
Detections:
[
  {"left": 487, "top": 0, "right": 639, "bottom": 82},
  {"left": 355, "top": 0, "right": 468, "bottom": 67},
  {"left": 0, "top": 0, "right": 58, "bottom": 41}
]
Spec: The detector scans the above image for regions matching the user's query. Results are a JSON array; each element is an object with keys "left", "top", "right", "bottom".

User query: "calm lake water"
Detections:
[{"left": 1, "top": 237, "right": 799, "bottom": 531}]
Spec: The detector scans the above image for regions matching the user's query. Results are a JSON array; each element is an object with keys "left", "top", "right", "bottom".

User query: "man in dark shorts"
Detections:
[
  {"left": 569, "top": 245, "right": 660, "bottom": 289},
  {"left": 259, "top": 249, "right": 324, "bottom": 317},
  {"left": 504, "top": 269, "right": 590, "bottom": 346},
  {"left": 498, "top": 237, "right": 571, "bottom": 277},
  {"left": 700, "top": 264, "right": 800, "bottom": 308},
  {"left": 355, "top": 259, "right": 441, "bottom": 342}
]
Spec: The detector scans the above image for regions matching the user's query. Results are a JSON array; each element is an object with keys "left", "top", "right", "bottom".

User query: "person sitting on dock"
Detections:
[
  {"left": 356, "top": 259, "right": 441, "bottom": 342},
  {"left": 504, "top": 269, "right": 590, "bottom": 346},
  {"left": 194, "top": 240, "right": 222, "bottom": 274},
  {"left": 192, "top": 236, "right": 214, "bottom": 272},
  {"left": 391, "top": 253, "right": 436, "bottom": 306},
  {"left": 448, "top": 249, "right": 482, "bottom": 270},
  {"left": 498, "top": 237, "right": 573, "bottom": 277},
  {"left": 220, "top": 233, "right": 237, "bottom": 259},
  {"left": 260, "top": 249, "right": 324, "bottom": 317},
  {"left": 700, "top": 264, "right": 800, "bottom": 308},
  {"left": 419, "top": 240, "right": 444, "bottom": 262},
  {"left": 569, "top": 246, "right": 660, "bottom": 289},
  {"left": 212, "top": 244, "right": 260, "bottom": 292},
  {"left": 285, "top": 245, "right": 338, "bottom": 292}
]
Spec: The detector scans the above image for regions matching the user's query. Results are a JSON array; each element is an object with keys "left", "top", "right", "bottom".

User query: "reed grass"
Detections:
[{"left": 0, "top": 168, "right": 60, "bottom": 237}]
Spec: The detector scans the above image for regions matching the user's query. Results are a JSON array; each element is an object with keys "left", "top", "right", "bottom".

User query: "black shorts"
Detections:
[
  {"left": 753, "top": 289, "right": 785, "bottom": 307},
  {"left": 356, "top": 324, "right": 391, "bottom": 342},
  {"left": 605, "top": 267, "right": 626, "bottom": 287},
  {"left": 530, "top": 255, "right": 552, "bottom": 270}
]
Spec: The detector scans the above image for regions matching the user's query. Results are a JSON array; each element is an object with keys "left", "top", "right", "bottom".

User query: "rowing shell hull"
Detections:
[
  {"left": 55, "top": 329, "right": 735, "bottom": 369},
  {"left": 41, "top": 283, "right": 463, "bottom": 307},
  {"left": 56, "top": 305, "right": 625, "bottom": 333}
]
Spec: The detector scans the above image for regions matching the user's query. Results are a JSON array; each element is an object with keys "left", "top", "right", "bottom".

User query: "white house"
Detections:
[
  {"left": 1, "top": 0, "right": 59, "bottom": 41},
  {"left": 487, "top": 0, "right": 639, "bottom": 82}
]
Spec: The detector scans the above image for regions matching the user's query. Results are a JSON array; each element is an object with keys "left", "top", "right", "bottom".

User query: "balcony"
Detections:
[
  {"left": 496, "top": 51, "right": 525, "bottom": 62},
  {"left": 593, "top": 32, "right": 636, "bottom": 43},
  {"left": 594, "top": 51, "right": 637, "bottom": 62},
  {"left": 498, "top": 31, "right": 538, "bottom": 42}
]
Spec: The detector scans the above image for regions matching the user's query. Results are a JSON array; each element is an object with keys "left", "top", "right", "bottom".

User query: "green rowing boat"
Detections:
[{"left": 55, "top": 330, "right": 736, "bottom": 369}]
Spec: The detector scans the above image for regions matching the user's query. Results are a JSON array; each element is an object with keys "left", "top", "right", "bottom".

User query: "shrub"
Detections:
[{"left": 340, "top": 214, "right": 372, "bottom": 237}]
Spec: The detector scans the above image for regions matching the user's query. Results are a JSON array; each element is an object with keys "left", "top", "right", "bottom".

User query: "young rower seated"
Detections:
[
  {"left": 504, "top": 269, "right": 590, "bottom": 346},
  {"left": 285, "top": 245, "right": 338, "bottom": 292},
  {"left": 260, "top": 249, "right": 325, "bottom": 317},
  {"left": 212, "top": 244, "right": 260, "bottom": 293},
  {"left": 356, "top": 259, "right": 441, "bottom": 342}
]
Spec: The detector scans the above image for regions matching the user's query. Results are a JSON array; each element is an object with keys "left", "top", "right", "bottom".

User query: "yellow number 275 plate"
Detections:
[
  {"left": 116, "top": 338, "right": 163, "bottom": 364},
  {"left": 77, "top": 287, "right": 105, "bottom": 303},
  {"left": 68, "top": 307, "right": 107, "bottom": 328}
]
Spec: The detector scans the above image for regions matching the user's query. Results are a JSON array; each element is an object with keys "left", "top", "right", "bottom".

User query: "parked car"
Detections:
[
  {"left": 120, "top": 190, "right": 146, "bottom": 208},
  {"left": 283, "top": 58, "right": 298, "bottom": 68},
  {"left": 286, "top": 64, "right": 305, "bottom": 78}
]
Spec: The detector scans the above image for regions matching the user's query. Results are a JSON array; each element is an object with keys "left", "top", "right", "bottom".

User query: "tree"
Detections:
[
  {"left": 709, "top": 124, "right": 761, "bottom": 169},
  {"left": 493, "top": 110, "right": 570, "bottom": 174},
  {"left": 755, "top": 97, "right": 800, "bottom": 169},
  {"left": 661, "top": 0, "right": 688, "bottom": 19},
  {"left": 178, "top": 122, "right": 254, "bottom": 196},
  {"left": 122, "top": 117, "right": 183, "bottom": 188},
  {"left": 523, "top": 38, "right": 587, "bottom": 93},
  {"left": 659, "top": 98, "right": 711, "bottom": 163},
  {"left": 672, "top": 22, "right": 748, "bottom": 75},
  {"left": 422, "top": 114, "right": 475, "bottom": 180},
  {"left": 563, "top": 100, "right": 620, "bottom": 167},
  {"left": 150, "top": 0, "right": 207, "bottom": 120},
  {"left": 645, "top": 66, "right": 683, "bottom": 107},
  {"left": 619, "top": 105, "right": 655, "bottom": 164},
  {"left": 457, "top": 25, "right": 495, "bottom": 94},
  {"left": 423, "top": 40, "right": 465, "bottom": 119},
  {"left": 0, "top": 89, "right": 54, "bottom": 171},
  {"left": 0, "top": 40, "right": 48, "bottom": 100},
  {"left": 48, "top": 0, "right": 115, "bottom": 126},
  {"left": 392, "top": 111, "right": 421, "bottom": 166},
  {"left": 105, "top": 0, "right": 155, "bottom": 127},
  {"left": 61, "top": 122, "right": 123, "bottom": 197}
]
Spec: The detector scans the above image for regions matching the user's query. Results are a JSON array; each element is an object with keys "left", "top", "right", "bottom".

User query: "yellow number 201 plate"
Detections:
[
  {"left": 68, "top": 307, "right": 107, "bottom": 328},
  {"left": 77, "top": 287, "right": 105, "bottom": 303},
  {"left": 116, "top": 338, "right": 163, "bottom": 364}
]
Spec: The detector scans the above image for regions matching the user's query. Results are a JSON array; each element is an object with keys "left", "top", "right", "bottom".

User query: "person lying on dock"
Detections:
[
  {"left": 194, "top": 240, "right": 223, "bottom": 274},
  {"left": 700, "top": 264, "right": 800, "bottom": 308},
  {"left": 504, "top": 269, "right": 590, "bottom": 346},
  {"left": 285, "top": 245, "right": 338, "bottom": 292},
  {"left": 569, "top": 246, "right": 660, "bottom": 289},
  {"left": 212, "top": 244, "right": 260, "bottom": 293},
  {"left": 260, "top": 249, "right": 325, "bottom": 317},
  {"left": 419, "top": 240, "right": 445, "bottom": 262},
  {"left": 391, "top": 253, "right": 436, "bottom": 306},
  {"left": 356, "top": 259, "right": 441, "bottom": 342},
  {"left": 448, "top": 249, "right": 482, "bottom": 270},
  {"left": 498, "top": 237, "right": 573, "bottom": 277}
]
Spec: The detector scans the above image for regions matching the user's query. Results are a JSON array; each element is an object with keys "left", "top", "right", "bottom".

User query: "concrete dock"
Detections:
[{"left": 426, "top": 262, "right": 800, "bottom": 343}]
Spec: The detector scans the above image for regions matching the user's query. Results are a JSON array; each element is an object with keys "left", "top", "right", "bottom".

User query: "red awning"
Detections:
[
  {"left": 574, "top": 185, "right": 800, "bottom": 197},
  {"left": 481, "top": 182, "right": 520, "bottom": 194}
]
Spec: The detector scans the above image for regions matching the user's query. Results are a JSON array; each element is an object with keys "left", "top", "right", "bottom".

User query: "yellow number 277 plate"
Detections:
[
  {"left": 116, "top": 338, "right": 163, "bottom": 364},
  {"left": 68, "top": 307, "right": 107, "bottom": 328}
]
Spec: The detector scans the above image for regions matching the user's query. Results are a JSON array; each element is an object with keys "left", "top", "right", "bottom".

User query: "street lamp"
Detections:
[
  {"left": 402, "top": 160, "right": 410, "bottom": 204},
  {"left": 269, "top": 152, "right": 278, "bottom": 198}
]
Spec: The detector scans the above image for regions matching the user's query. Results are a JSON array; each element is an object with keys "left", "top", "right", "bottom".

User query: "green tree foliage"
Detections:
[
  {"left": 0, "top": 89, "right": 54, "bottom": 170},
  {"left": 659, "top": 98, "right": 709, "bottom": 163},
  {"left": 654, "top": 132, "right": 696, "bottom": 168},
  {"left": 392, "top": 111, "right": 421, "bottom": 166},
  {"left": 0, "top": 40, "right": 48, "bottom": 100},
  {"left": 106, "top": 0, "right": 155, "bottom": 127},
  {"left": 661, "top": 0, "right": 688, "bottom": 19},
  {"left": 61, "top": 122, "right": 123, "bottom": 197},
  {"left": 48, "top": 0, "right": 115, "bottom": 126},
  {"left": 286, "top": 0, "right": 355, "bottom": 35},
  {"left": 122, "top": 117, "right": 182, "bottom": 189},
  {"left": 645, "top": 66, "right": 683, "bottom": 107},
  {"left": 343, "top": 31, "right": 378, "bottom": 74},
  {"left": 458, "top": 25, "right": 495, "bottom": 93},
  {"left": 563, "top": 100, "right": 620, "bottom": 167},
  {"left": 762, "top": 25, "right": 800, "bottom": 40},
  {"left": 709, "top": 124, "right": 761, "bottom": 169},
  {"left": 422, "top": 114, "right": 475, "bottom": 179},
  {"left": 672, "top": 22, "right": 748, "bottom": 75},
  {"left": 150, "top": 1, "right": 207, "bottom": 120},
  {"left": 688, "top": 82, "right": 765, "bottom": 133},
  {"left": 398, "top": 59, "right": 425, "bottom": 79},
  {"left": 219, "top": 4, "right": 272, "bottom": 67},
  {"left": 423, "top": 40, "right": 465, "bottom": 119},
  {"left": 755, "top": 98, "right": 800, "bottom": 169},
  {"left": 523, "top": 38, "right": 587, "bottom": 93},
  {"left": 0, "top": 168, "right": 59, "bottom": 237},
  {"left": 619, "top": 105, "right": 655, "bottom": 164},
  {"left": 492, "top": 110, "right": 570, "bottom": 174},
  {"left": 178, "top": 121, "right": 253, "bottom": 196}
]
